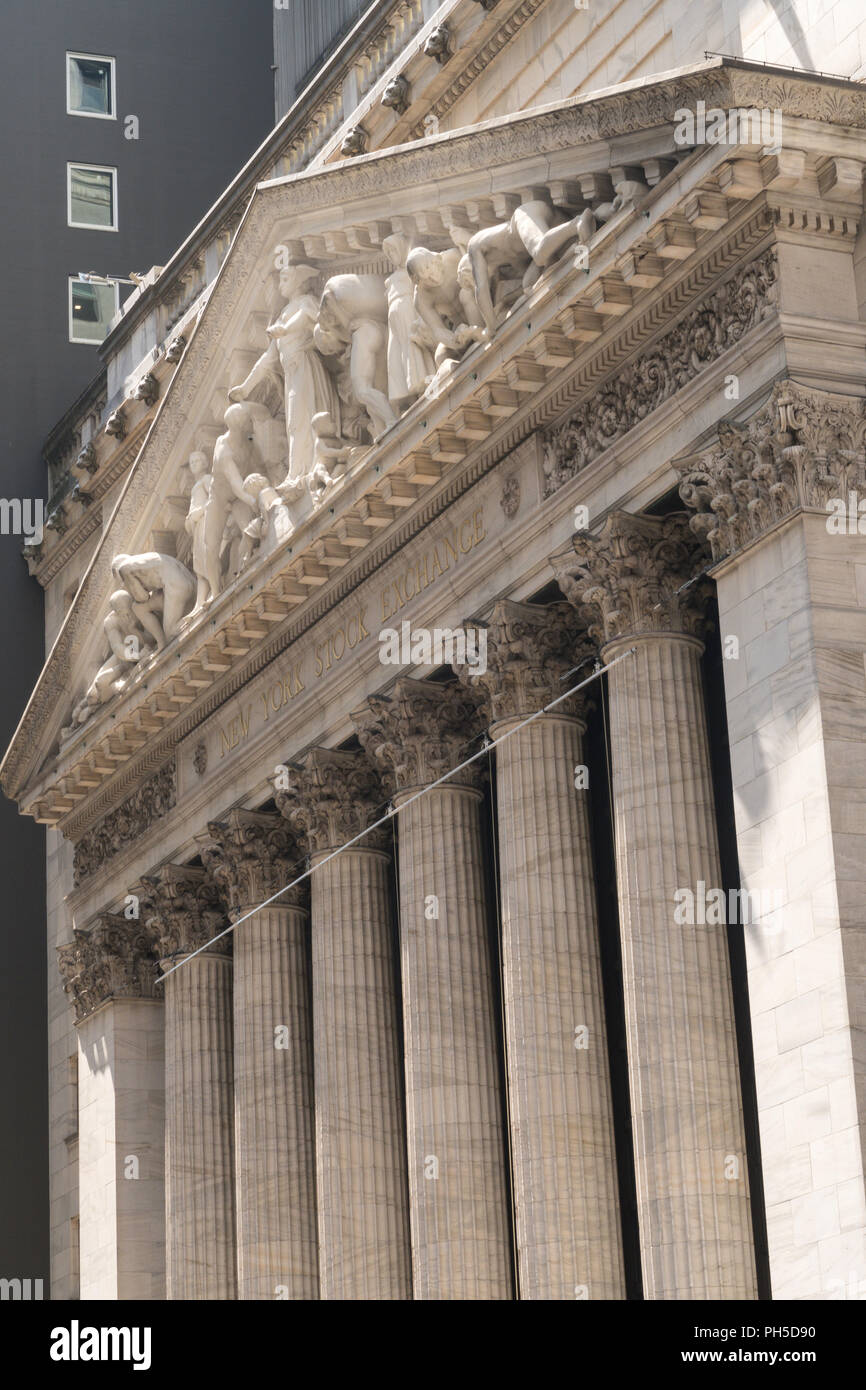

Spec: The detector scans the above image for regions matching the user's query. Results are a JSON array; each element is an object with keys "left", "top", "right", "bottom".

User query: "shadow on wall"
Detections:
[{"left": 764, "top": 0, "right": 815, "bottom": 72}]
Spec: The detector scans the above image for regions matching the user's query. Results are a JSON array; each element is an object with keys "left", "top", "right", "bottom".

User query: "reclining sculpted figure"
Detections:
[{"left": 467, "top": 199, "right": 596, "bottom": 335}]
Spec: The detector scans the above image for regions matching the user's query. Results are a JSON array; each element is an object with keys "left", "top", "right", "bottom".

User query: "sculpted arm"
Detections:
[{"left": 229, "top": 339, "right": 281, "bottom": 402}]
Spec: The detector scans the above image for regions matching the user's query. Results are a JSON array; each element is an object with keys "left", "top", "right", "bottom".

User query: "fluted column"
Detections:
[
  {"left": 58, "top": 915, "right": 165, "bottom": 1300},
  {"left": 279, "top": 748, "right": 410, "bottom": 1300},
  {"left": 554, "top": 512, "right": 757, "bottom": 1300},
  {"left": 457, "top": 600, "right": 626, "bottom": 1300},
  {"left": 199, "top": 810, "right": 317, "bottom": 1300},
  {"left": 139, "top": 864, "right": 236, "bottom": 1300},
  {"left": 354, "top": 678, "right": 513, "bottom": 1300}
]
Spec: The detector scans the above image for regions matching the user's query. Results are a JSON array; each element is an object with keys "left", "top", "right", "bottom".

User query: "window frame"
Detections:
[
  {"left": 66, "top": 51, "right": 117, "bottom": 120},
  {"left": 66, "top": 162, "right": 118, "bottom": 232},
  {"left": 68, "top": 275, "right": 120, "bottom": 346}
]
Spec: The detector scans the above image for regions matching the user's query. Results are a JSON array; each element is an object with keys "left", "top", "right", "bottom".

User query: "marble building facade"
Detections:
[{"left": 5, "top": 0, "right": 866, "bottom": 1301}]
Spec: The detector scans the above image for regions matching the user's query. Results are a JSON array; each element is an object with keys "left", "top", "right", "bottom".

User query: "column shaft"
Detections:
[
  {"left": 312, "top": 848, "right": 411, "bottom": 1299},
  {"left": 233, "top": 906, "right": 317, "bottom": 1299},
  {"left": 495, "top": 713, "right": 625, "bottom": 1298},
  {"left": 607, "top": 633, "right": 756, "bottom": 1298},
  {"left": 164, "top": 952, "right": 236, "bottom": 1299},
  {"left": 397, "top": 784, "right": 514, "bottom": 1300}
]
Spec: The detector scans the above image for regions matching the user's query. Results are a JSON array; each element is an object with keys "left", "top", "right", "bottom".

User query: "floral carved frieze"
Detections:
[
  {"left": 542, "top": 248, "right": 779, "bottom": 498},
  {"left": 677, "top": 380, "right": 866, "bottom": 562},
  {"left": 72, "top": 761, "right": 176, "bottom": 887}
]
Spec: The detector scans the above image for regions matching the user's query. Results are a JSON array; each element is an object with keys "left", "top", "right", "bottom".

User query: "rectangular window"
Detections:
[
  {"left": 67, "top": 163, "right": 117, "bottom": 230},
  {"left": 69, "top": 276, "right": 118, "bottom": 344},
  {"left": 66, "top": 52, "right": 115, "bottom": 118}
]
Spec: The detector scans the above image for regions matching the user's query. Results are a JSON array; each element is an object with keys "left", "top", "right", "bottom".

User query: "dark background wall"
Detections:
[
  {"left": 273, "top": 0, "right": 367, "bottom": 118},
  {"left": 0, "top": 0, "right": 274, "bottom": 1292}
]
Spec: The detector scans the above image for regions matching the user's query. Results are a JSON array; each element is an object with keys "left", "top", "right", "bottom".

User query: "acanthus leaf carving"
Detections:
[
  {"left": 542, "top": 248, "right": 779, "bottom": 498},
  {"left": 72, "top": 761, "right": 176, "bottom": 886},
  {"left": 276, "top": 747, "right": 388, "bottom": 856},
  {"left": 57, "top": 912, "right": 158, "bottom": 1024},
  {"left": 677, "top": 380, "right": 866, "bottom": 561}
]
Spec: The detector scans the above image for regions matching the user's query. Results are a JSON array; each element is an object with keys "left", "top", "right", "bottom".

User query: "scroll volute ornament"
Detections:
[
  {"left": 457, "top": 600, "right": 595, "bottom": 723},
  {"left": 58, "top": 913, "right": 158, "bottom": 1023},
  {"left": 136, "top": 863, "right": 226, "bottom": 960},
  {"left": 552, "top": 511, "right": 711, "bottom": 647},
  {"left": 276, "top": 747, "right": 389, "bottom": 856},
  {"left": 196, "top": 808, "right": 304, "bottom": 914},
  {"left": 352, "top": 677, "right": 486, "bottom": 791}
]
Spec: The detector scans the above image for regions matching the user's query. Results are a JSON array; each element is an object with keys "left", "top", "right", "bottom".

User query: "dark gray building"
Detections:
[{"left": 0, "top": 0, "right": 274, "bottom": 1291}]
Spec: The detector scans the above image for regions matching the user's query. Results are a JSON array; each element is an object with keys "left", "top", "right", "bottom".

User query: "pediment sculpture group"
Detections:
[{"left": 63, "top": 178, "right": 649, "bottom": 740}]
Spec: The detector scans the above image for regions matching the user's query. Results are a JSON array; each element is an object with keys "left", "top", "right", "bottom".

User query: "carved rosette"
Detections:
[
  {"left": 73, "top": 762, "right": 177, "bottom": 887},
  {"left": 552, "top": 511, "right": 710, "bottom": 647},
  {"left": 57, "top": 913, "right": 158, "bottom": 1024},
  {"left": 137, "top": 862, "right": 227, "bottom": 961},
  {"left": 276, "top": 747, "right": 389, "bottom": 856},
  {"left": 456, "top": 600, "right": 594, "bottom": 724},
  {"left": 196, "top": 808, "right": 305, "bottom": 915},
  {"left": 353, "top": 677, "right": 486, "bottom": 792},
  {"left": 678, "top": 380, "right": 866, "bottom": 562},
  {"left": 542, "top": 249, "right": 779, "bottom": 497}
]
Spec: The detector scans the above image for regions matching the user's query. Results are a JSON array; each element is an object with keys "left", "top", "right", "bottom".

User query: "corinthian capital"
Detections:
[
  {"left": 551, "top": 511, "right": 709, "bottom": 646},
  {"left": 456, "top": 600, "right": 594, "bottom": 723},
  {"left": 352, "top": 677, "right": 486, "bottom": 791},
  {"left": 196, "top": 809, "right": 304, "bottom": 913},
  {"left": 677, "top": 380, "right": 866, "bottom": 561},
  {"left": 137, "top": 862, "right": 226, "bottom": 961},
  {"left": 58, "top": 913, "right": 158, "bottom": 1024},
  {"left": 276, "top": 748, "right": 388, "bottom": 856}
]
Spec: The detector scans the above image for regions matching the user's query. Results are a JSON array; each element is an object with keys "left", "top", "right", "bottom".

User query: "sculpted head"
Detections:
[
  {"left": 382, "top": 233, "right": 411, "bottom": 270},
  {"left": 188, "top": 450, "right": 208, "bottom": 476},
  {"left": 224, "top": 402, "right": 254, "bottom": 439},
  {"left": 406, "top": 247, "right": 442, "bottom": 288},
  {"left": 278, "top": 263, "right": 319, "bottom": 300},
  {"left": 108, "top": 588, "right": 134, "bottom": 616}
]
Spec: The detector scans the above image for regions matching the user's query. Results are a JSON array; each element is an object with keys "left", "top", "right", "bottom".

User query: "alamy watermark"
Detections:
[
  {"left": 0, "top": 498, "right": 44, "bottom": 544},
  {"left": 378, "top": 619, "right": 487, "bottom": 675},
  {"left": 674, "top": 881, "right": 784, "bottom": 927},
  {"left": 674, "top": 100, "right": 782, "bottom": 153}
]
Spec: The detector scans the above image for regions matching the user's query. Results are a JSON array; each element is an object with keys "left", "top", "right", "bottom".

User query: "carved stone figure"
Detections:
[
  {"left": 202, "top": 404, "right": 262, "bottom": 601},
  {"left": 406, "top": 246, "right": 486, "bottom": 368},
  {"left": 467, "top": 199, "right": 596, "bottom": 334},
  {"left": 315, "top": 273, "right": 396, "bottom": 438},
  {"left": 229, "top": 263, "right": 339, "bottom": 495},
  {"left": 184, "top": 451, "right": 213, "bottom": 613},
  {"left": 237, "top": 471, "right": 286, "bottom": 563},
  {"left": 381, "top": 233, "right": 435, "bottom": 408},
  {"left": 381, "top": 74, "right": 410, "bottom": 115},
  {"left": 110, "top": 551, "right": 196, "bottom": 650},
  {"left": 308, "top": 411, "right": 367, "bottom": 505}
]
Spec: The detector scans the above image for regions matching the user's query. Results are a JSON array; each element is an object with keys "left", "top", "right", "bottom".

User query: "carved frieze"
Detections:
[
  {"left": 677, "top": 380, "right": 866, "bottom": 561},
  {"left": 72, "top": 762, "right": 176, "bottom": 886},
  {"left": 542, "top": 249, "right": 779, "bottom": 497}
]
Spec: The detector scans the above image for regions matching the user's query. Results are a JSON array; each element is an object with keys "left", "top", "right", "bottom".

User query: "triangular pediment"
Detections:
[{"left": 6, "top": 58, "right": 866, "bottom": 827}]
